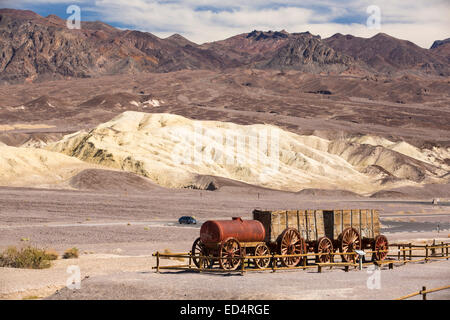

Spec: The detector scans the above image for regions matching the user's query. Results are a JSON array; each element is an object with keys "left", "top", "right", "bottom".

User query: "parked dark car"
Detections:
[{"left": 178, "top": 216, "right": 197, "bottom": 224}]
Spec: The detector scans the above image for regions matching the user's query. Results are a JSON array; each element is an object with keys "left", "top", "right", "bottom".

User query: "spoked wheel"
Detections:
[
  {"left": 219, "top": 237, "right": 242, "bottom": 270},
  {"left": 315, "top": 237, "right": 333, "bottom": 263},
  {"left": 339, "top": 227, "right": 361, "bottom": 263},
  {"left": 372, "top": 234, "right": 389, "bottom": 261},
  {"left": 253, "top": 243, "right": 271, "bottom": 269},
  {"left": 191, "top": 237, "right": 213, "bottom": 269},
  {"left": 278, "top": 228, "right": 304, "bottom": 267}
]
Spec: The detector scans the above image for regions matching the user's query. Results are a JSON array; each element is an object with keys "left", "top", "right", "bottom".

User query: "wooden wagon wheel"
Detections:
[
  {"left": 339, "top": 227, "right": 361, "bottom": 263},
  {"left": 315, "top": 236, "right": 333, "bottom": 263},
  {"left": 253, "top": 243, "right": 271, "bottom": 269},
  {"left": 191, "top": 237, "right": 213, "bottom": 269},
  {"left": 219, "top": 237, "right": 242, "bottom": 270},
  {"left": 278, "top": 228, "right": 304, "bottom": 267},
  {"left": 372, "top": 234, "right": 389, "bottom": 261}
]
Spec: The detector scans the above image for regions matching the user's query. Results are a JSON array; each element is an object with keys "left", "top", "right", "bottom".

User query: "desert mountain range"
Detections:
[{"left": 0, "top": 8, "right": 449, "bottom": 82}]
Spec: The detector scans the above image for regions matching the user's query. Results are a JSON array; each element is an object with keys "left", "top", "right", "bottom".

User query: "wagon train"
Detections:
[{"left": 191, "top": 209, "right": 388, "bottom": 270}]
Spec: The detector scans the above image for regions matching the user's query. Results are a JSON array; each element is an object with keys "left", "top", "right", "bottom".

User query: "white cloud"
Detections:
[
  {"left": 2, "top": 0, "right": 87, "bottom": 4},
  {"left": 4, "top": 0, "right": 450, "bottom": 48}
]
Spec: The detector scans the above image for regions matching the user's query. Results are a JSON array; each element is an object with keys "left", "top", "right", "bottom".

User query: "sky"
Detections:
[{"left": 1, "top": 0, "right": 449, "bottom": 48}]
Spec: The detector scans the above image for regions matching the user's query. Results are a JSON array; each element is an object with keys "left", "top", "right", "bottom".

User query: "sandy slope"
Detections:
[
  {"left": 46, "top": 111, "right": 449, "bottom": 194},
  {"left": 0, "top": 144, "right": 97, "bottom": 188},
  {"left": 349, "top": 135, "right": 450, "bottom": 168}
]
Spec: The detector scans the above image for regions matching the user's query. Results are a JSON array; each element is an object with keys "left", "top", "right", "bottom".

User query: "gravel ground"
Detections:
[
  {"left": 47, "top": 259, "right": 450, "bottom": 300},
  {"left": 0, "top": 186, "right": 449, "bottom": 300}
]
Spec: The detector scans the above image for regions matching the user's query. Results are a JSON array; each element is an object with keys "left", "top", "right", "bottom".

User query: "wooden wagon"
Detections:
[
  {"left": 253, "top": 209, "right": 388, "bottom": 266},
  {"left": 190, "top": 209, "right": 388, "bottom": 271}
]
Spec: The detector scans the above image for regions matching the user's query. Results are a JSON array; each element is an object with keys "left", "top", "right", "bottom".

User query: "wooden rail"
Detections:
[
  {"left": 395, "top": 285, "right": 450, "bottom": 300},
  {"left": 152, "top": 242, "right": 450, "bottom": 274}
]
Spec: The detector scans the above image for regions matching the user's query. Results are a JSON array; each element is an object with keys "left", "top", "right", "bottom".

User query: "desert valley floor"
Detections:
[{"left": 0, "top": 184, "right": 449, "bottom": 300}]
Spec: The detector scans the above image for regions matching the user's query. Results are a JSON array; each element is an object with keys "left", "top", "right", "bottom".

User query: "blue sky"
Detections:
[{"left": 2, "top": 0, "right": 449, "bottom": 48}]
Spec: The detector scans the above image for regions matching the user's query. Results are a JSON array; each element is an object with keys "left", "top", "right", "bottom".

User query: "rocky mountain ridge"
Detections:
[{"left": 1, "top": 9, "right": 449, "bottom": 82}]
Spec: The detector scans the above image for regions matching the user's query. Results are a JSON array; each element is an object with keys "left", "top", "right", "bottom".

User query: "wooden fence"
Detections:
[
  {"left": 153, "top": 241, "right": 450, "bottom": 274},
  {"left": 396, "top": 285, "right": 450, "bottom": 300}
]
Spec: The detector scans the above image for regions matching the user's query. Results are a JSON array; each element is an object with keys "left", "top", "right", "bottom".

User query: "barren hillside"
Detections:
[{"left": 42, "top": 112, "right": 449, "bottom": 194}]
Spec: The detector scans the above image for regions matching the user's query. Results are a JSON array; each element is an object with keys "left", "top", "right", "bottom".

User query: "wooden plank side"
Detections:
[
  {"left": 367, "top": 209, "right": 373, "bottom": 239},
  {"left": 372, "top": 209, "right": 380, "bottom": 237},
  {"left": 311, "top": 210, "right": 317, "bottom": 242},
  {"left": 351, "top": 209, "right": 360, "bottom": 233},
  {"left": 298, "top": 210, "right": 308, "bottom": 240},
  {"left": 271, "top": 211, "right": 282, "bottom": 243},
  {"left": 333, "top": 210, "right": 343, "bottom": 240},
  {"left": 279, "top": 210, "right": 287, "bottom": 232},
  {"left": 305, "top": 210, "right": 311, "bottom": 241},
  {"left": 342, "top": 209, "right": 352, "bottom": 230},
  {"left": 287, "top": 210, "right": 298, "bottom": 230},
  {"left": 360, "top": 209, "right": 370, "bottom": 239},
  {"left": 269, "top": 210, "right": 310, "bottom": 242},
  {"left": 315, "top": 210, "right": 325, "bottom": 240},
  {"left": 305, "top": 210, "right": 316, "bottom": 241}
]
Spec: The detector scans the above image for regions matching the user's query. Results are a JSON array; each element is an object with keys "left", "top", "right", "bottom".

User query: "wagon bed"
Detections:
[
  {"left": 253, "top": 209, "right": 381, "bottom": 243},
  {"left": 253, "top": 208, "right": 387, "bottom": 263}
]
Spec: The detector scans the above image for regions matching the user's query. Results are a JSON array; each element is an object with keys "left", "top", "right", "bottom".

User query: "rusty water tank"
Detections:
[{"left": 200, "top": 217, "right": 265, "bottom": 244}]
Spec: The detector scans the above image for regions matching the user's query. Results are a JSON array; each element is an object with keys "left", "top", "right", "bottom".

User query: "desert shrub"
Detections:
[
  {"left": 62, "top": 247, "right": 79, "bottom": 259},
  {"left": 0, "top": 246, "right": 53, "bottom": 269},
  {"left": 43, "top": 249, "right": 59, "bottom": 260}
]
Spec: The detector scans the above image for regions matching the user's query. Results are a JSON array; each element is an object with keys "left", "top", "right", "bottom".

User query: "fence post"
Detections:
[
  {"left": 409, "top": 243, "right": 412, "bottom": 261},
  {"left": 425, "top": 245, "right": 428, "bottom": 263},
  {"left": 188, "top": 251, "right": 192, "bottom": 269},
  {"left": 156, "top": 251, "right": 160, "bottom": 273},
  {"left": 422, "top": 286, "right": 427, "bottom": 300},
  {"left": 240, "top": 254, "right": 245, "bottom": 275},
  {"left": 272, "top": 253, "right": 276, "bottom": 273},
  {"left": 441, "top": 242, "right": 444, "bottom": 257},
  {"left": 397, "top": 245, "right": 400, "bottom": 261},
  {"left": 402, "top": 245, "right": 406, "bottom": 264},
  {"left": 431, "top": 240, "right": 436, "bottom": 256},
  {"left": 446, "top": 243, "right": 449, "bottom": 260}
]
